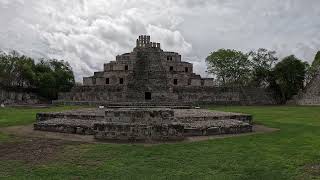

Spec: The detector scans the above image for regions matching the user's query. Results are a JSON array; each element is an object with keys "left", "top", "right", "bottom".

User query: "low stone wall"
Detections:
[
  {"left": 183, "top": 119, "right": 252, "bottom": 136},
  {"left": 34, "top": 118, "right": 95, "bottom": 135},
  {"left": 174, "top": 87, "right": 277, "bottom": 105},
  {"left": 94, "top": 123, "right": 184, "bottom": 141},
  {"left": 36, "top": 111, "right": 105, "bottom": 122},
  {"left": 0, "top": 88, "right": 41, "bottom": 105},
  {"left": 94, "top": 108, "right": 183, "bottom": 141},
  {"left": 104, "top": 108, "right": 175, "bottom": 123},
  {"left": 56, "top": 86, "right": 278, "bottom": 106}
]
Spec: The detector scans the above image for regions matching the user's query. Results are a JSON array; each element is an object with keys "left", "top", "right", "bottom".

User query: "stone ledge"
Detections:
[
  {"left": 34, "top": 118, "right": 98, "bottom": 135},
  {"left": 94, "top": 122, "right": 184, "bottom": 141}
]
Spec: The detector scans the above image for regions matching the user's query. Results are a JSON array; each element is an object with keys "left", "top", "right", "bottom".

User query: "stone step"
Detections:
[
  {"left": 36, "top": 108, "right": 105, "bottom": 122},
  {"left": 106, "top": 105, "right": 191, "bottom": 109},
  {"left": 34, "top": 118, "right": 99, "bottom": 135},
  {"left": 183, "top": 119, "right": 252, "bottom": 136},
  {"left": 174, "top": 109, "right": 252, "bottom": 124},
  {"left": 93, "top": 122, "right": 184, "bottom": 141}
]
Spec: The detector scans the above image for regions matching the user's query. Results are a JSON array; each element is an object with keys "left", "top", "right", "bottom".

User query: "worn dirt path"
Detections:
[{"left": 0, "top": 124, "right": 279, "bottom": 164}]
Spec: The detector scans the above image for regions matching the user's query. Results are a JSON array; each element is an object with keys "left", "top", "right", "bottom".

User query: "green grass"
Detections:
[
  {"left": 1, "top": 106, "right": 320, "bottom": 179},
  {"left": 0, "top": 106, "right": 83, "bottom": 127}
]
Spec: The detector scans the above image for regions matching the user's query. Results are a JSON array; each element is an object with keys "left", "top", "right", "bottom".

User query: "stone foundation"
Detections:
[
  {"left": 94, "top": 123, "right": 184, "bottom": 141},
  {"left": 34, "top": 108, "right": 253, "bottom": 142}
]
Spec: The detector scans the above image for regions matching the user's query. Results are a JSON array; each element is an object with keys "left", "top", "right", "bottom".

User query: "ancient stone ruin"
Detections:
[
  {"left": 34, "top": 35, "right": 257, "bottom": 142},
  {"left": 0, "top": 87, "right": 42, "bottom": 105},
  {"left": 56, "top": 35, "right": 276, "bottom": 106},
  {"left": 34, "top": 108, "right": 253, "bottom": 141},
  {"left": 293, "top": 70, "right": 320, "bottom": 105}
]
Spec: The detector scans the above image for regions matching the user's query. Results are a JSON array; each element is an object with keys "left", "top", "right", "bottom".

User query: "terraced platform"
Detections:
[{"left": 34, "top": 108, "right": 253, "bottom": 141}]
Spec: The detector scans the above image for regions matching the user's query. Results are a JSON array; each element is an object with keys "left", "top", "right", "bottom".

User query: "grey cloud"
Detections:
[{"left": 0, "top": 0, "right": 319, "bottom": 81}]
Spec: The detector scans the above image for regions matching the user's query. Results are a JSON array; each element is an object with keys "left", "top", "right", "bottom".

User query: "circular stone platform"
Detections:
[{"left": 34, "top": 108, "right": 253, "bottom": 142}]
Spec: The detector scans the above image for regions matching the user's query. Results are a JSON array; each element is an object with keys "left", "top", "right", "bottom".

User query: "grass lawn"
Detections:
[
  {"left": 0, "top": 106, "right": 83, "bottom": 127},
  {"left": 0, "top": 106, "right": 320, "bottom": 179}
]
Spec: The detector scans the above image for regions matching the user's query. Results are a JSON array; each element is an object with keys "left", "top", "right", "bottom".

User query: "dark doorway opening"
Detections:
[
  {"left": 145, "top": 92, "right": 152, "bottom": 100},
  {"left": 174, "top": 79, "right": 178, "bottom": 85}
]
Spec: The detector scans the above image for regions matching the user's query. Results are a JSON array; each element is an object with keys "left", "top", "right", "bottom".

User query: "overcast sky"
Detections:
[{"left": 0, "top": 0, "right": 319, "bottom": 81}]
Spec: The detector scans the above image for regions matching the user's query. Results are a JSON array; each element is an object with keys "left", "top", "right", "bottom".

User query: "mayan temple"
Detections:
[
  {"left": 56, "top": 35, "right": 276, "bottom": 106},
  {"left": 294, "top": 70, "right": 320, "bottom": 105}
]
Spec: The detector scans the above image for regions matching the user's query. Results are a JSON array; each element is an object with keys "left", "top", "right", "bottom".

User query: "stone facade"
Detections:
[
  {"left": 292, "top": 70, "right": 320, "bottom": 105},
  {"left": 56, "top": 35, "right": 277, "bottom": 105},
  {"left": 0, "top": 87, "right": 41, "bottom": 105}
]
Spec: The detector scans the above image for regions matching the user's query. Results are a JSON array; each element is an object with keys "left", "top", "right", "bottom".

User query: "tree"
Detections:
[
  {"left": 206, "top": 49, "right": 251, "bottom": 86},
  {"left": 272, "top": 55, "right": 308, "bottom": 103},
  {"left": 0, "top": 51, "right": 36, "bottom": 87},
  {"left": 0, "top": 51, "right": 75, "bottom": 100},
  {"left": 49, "top": 59, "right": 75, "bottom": 92},
  {"left": 248, "top": 48, "right": 278, "bottom": 87},
  {"left": 34, "top": 59, "right": 75, "bottom": 99}
]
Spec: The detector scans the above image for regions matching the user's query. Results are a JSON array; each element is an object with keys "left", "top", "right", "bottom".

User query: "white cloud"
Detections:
[{"left": 0, "top": 0, "right": 319, "bottom": 81}]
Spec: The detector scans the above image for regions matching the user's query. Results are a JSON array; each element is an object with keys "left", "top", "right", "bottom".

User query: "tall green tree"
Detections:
[
  {"left": 34, "top": 59, "right": 75, "bottom": 99},
  {"left": 206, "top": 49, "right": 251, "bottom": 86},
  {"left": 248, "top": 48, "right": 278, "bottom": 87},
  {"left": 0, "top": 51, "right": 75, "bottom": 100},
  {"left": 0, "top": 51, "right": 36, "bottom": 87},
  {"left": 272, "top": 55, "right": 308, "bottom": 103}
]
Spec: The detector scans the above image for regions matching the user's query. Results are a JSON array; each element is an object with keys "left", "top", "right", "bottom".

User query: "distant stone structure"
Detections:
[
  {"left": 293, "top": 70, "right": 320, "bottom": 105},
  {"left": 0, "top": 87, "right": 41, "bottom": 105},
  {"left": 56, "top": 35, "right": 276, "bottom": 105}
]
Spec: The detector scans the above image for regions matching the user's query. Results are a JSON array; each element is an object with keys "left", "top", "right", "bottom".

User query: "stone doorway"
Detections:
[{"left": 145, "top": 92, "right": 152, "bottom": 100}]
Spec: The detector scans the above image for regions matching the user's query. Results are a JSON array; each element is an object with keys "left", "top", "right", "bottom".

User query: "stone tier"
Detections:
[
  {"left": 53, "top": 100, "right": 193, "bottom": 108},
  {"left": 34, "top": 118, "right": 97, "bottom": 135},
  {"left": 34, "top": 108, "right": 253, "bottom": 141},
  {"left": 94, "top": 122, "right": 184, "bottom": 141},
  {"left": 183, "top": 119, "right": 252, "bottom": 136}
]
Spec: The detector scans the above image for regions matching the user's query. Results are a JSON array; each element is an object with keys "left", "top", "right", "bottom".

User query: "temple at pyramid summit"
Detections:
[{"left": 56, "top": 35, "right": 276, "bottom": 106}]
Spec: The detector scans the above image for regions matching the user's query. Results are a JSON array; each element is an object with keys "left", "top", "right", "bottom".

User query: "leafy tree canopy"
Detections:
[
  {"left": 206, "top": 49, "right": 251, "bottom": 86},
  {"left": 248, "top": 48, "right": 278, "bottom": 87},
  {"left": 0, "top": 51, "right": 75, "bottom": 100},
  {"left": 272, "top": 55, "right": 308, "bottom": 103}
]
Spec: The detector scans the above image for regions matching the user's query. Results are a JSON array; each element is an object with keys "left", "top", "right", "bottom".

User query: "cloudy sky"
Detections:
[{"left": 0, "top": 0, "right": 319, "bottom": 81}]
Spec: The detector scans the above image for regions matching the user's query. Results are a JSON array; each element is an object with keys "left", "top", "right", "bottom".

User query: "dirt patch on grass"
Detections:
[
  {"left": 0, "top": 138, "right": 79, "bottom": 165},
  {"left": 304, "top": 163, "right": 320, "bottom": 176},
  {"left": 1, "top": 125, "right": 96, "bottom": 143}
]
